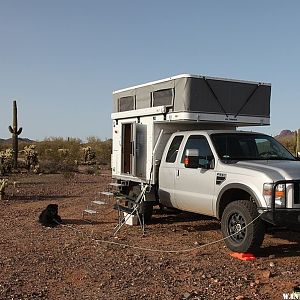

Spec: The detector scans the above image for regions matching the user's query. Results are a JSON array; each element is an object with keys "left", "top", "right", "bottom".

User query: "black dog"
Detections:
[{"left": 39, "top": 204, "right": 62, "bottom": 227}]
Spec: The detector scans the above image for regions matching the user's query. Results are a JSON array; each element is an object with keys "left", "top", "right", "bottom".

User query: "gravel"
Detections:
[{"left": 0, "top": 172, "right": 299, "bottom": 300}]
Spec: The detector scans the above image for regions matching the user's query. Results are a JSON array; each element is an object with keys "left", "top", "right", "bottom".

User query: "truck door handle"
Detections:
[{"left": 177, "top": 169, "right": 180, "bottom": 177}]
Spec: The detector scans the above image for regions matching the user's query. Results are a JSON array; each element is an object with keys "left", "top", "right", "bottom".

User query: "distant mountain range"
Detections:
[
  {"left": 274, "top": 130, "right": 296, "bottom": 139},
  {"left": 0, "top": 138, "right": 35, "bottom": 145}
]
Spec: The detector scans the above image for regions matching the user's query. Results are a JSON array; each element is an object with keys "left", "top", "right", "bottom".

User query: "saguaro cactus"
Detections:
[{"left": 8, "top": 100, "right": 22, "bottom": 168}]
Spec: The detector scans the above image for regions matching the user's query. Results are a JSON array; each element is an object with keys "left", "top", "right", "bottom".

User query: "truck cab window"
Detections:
[
  {"left": 181, "top": 135, "right": 214, "bottom": 163},
  {"left": 166, "top": 135, "right": 183, "bottom": 163},
  {"left": 211, "top": 133, "right": 295, "bottom": 161}
]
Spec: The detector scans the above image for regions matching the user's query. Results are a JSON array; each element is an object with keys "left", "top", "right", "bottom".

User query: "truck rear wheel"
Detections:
[
  {"left": 221, "top": 200, "right": 265, "bottom": 253},
  {"left": 139, "top": 201, "right": 154, "bottom": 224}
]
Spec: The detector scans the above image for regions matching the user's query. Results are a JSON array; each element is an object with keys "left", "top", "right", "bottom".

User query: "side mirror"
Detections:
[
  {"left": 184, "top": 149, "right": 213, "bottom": 169},
  {"left": 198, "top": 158, "right": 211, "bottom": 170},
  {"left": 184, "top": 149, "right": 199, "bottom": 169}
]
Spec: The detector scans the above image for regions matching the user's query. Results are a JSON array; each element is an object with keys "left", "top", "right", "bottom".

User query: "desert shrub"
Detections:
[
  {"left": 38, "top": 160, "right": 58, "bottom": 174},
  {"left": 36, "top": 137, "right": 81, "bottom": 173},
  {"left": 85, "top": 136, "right": 112, "bottom": 165},
  {"left": 39, "top": 159, "right": 78, "bottom": 174},
  {"left": 0, "top": 136, "right": 112, "bottom": 174},
  {"left": 19, "top": 140, "right": 33, "bottom": 151},
  {"left": 37, "top": 137, "right": 82, "bottom": 160},
  {"left": 63, "top": 171, "right": 76, "bottom": 180},
  {"left": 86, "top": 165, "right": 100, "bottom": 175}
]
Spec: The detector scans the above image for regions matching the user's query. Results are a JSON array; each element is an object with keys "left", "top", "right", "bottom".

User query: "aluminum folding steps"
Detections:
[
  {"left": 82, "top": 192, "right": 112, "bottom": 219},
  {"left": 82, "top": 181, "right": 127, "bottom": 220},
  {"left": 113, "top": 194, "right": 138, "bottom": 212}
]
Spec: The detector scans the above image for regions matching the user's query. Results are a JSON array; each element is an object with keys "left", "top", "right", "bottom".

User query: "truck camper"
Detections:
[{"left": 111, "top": 74, "right": 300, "bottom": 253}]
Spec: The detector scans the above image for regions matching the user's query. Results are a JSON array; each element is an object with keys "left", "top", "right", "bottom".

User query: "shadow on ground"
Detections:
[
  {"left": 62, "top": 218, "right": 115, "bottom": 225},
  {"left": 258, "top": 242, "right": 300, "bottom": 258},
  {"left": 6, "top": 195, "right": 72, "bottom": 202}
]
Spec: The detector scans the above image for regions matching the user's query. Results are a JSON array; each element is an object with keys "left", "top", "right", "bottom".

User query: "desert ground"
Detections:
[{"left": 0, "top": 170, "right": 299, "bottom": 300}]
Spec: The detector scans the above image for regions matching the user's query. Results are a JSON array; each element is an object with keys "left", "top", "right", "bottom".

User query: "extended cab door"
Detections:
[
  {"left": 174, "top": 134, "right": 215, "bottom": 216},
  {"left": 158, "top": 134, "right": 184, "bottom": 208}
]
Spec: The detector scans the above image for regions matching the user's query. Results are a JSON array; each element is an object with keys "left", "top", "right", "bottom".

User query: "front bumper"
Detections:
[
  {"left": 261, "top": 179, "right": 300, "bottom": 226},
  {"left": 261, "top": 209, "right": 300, "bottom": 226}
]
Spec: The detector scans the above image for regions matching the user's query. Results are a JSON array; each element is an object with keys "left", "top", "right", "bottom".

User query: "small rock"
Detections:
[
  {"left": 261, "top": 270, "right": 271, "bottom": 279},
  {"left": 269, "top": 262, "right": 275, "bottom": 267},
  {"left": 235, "top": 296, "right": 245, "bottom": 300},
  {"left": 281, "top": 271, "right": 292, "bottom": 276},
  {"left": 182, "top": 292, "right": 191, "bottom": 299},
  {"left": 269, "top": 254, "right": 275, "bottom": 259},
  {"left": 194, "top": 241, "right": 199, "bottom": 245}
]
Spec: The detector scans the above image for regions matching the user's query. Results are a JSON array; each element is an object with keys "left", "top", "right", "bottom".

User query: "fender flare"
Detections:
[{"left": 216, "top": 183, "right": 260, "bottom": 219}]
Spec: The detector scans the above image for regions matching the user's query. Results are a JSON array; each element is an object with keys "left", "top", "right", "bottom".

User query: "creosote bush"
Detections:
[
  {"left": 0, "top": 137, "right": 112, "bottom": 174},
  {"left": 35, "top": 137, "right": 111, "bottom": 173},
  {"left": 36, "top": 137, "right": 81, "bottom": 173}
]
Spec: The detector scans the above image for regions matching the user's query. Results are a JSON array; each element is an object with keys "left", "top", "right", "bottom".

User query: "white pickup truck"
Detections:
[
  {"left": 111, "top": 74, "right": 300, "bottom": 253},
  {"left": 158, "top": 130, "right": 300, "bottom": 252}
]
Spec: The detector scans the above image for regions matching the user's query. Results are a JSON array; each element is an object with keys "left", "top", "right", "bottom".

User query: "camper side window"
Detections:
[
  {"left": 118, "top": 96, "right": 135, "bottom": 112},
  {"left": 166, "top": 135, "right": 183, "bottom": 163},
  {"left": 152, "top": 88, "right": 174, "bottom": 107}
]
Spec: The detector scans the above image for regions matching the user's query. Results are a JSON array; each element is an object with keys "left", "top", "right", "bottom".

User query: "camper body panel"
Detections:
[
  {"left": 112, "top": 114, "right": 232, "bottom": 184},
  {"left": 111, "top": 74, "right": 271, "bottom": 184}
]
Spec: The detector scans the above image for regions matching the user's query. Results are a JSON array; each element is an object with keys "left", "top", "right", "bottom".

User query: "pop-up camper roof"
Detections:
[{"left": 112, "top": 74, "right": 271, "bottom": 126}]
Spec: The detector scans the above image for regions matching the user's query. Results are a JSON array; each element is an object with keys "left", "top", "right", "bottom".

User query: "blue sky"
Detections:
[{"left": 0, "top": 0, "right": 299, "bottom": 141}]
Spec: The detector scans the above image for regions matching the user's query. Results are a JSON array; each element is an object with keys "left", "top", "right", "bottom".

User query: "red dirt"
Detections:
[{"left": 0, "top": 171, "right": 299, "bottom": 300}]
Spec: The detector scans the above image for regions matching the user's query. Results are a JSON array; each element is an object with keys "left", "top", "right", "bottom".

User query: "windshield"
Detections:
[{"left": 211, "top": 133, "right": 295, "bottom": 161}]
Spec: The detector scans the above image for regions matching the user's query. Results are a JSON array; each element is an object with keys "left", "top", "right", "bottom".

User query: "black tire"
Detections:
[
  {"left": 139, "top": 201, "right": 153, "bottom": 224},
  {"left": 221, "top": 200, "right": 265, "bottom": 253}
]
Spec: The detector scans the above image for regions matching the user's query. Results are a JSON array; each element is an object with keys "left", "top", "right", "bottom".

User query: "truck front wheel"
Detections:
[{"left": 221, "top": 200, "right": 265, "bottom": 253}]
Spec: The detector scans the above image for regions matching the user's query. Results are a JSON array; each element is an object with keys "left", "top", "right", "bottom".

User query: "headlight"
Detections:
[{"left": 263, "top": 183, "right": 286, "bottom": 208}]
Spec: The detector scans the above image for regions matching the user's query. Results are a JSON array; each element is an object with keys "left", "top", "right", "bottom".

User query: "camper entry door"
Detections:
[{"left": 121, "top": 122, "right": 147, "bottom": 179}]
